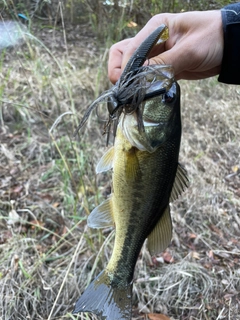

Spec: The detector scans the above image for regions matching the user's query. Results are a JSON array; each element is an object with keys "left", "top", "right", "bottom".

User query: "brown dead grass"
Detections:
[{"left": 0, "top": 17, "right": 240, "bottom": 320}]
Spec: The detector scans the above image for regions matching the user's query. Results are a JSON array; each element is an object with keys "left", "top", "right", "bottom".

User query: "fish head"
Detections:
[
  {"left": 119, "top": 80, "right": 181, "bottom": 153},
  {"left": 144, "top": 80, "right": 181, "bottom": 150}
]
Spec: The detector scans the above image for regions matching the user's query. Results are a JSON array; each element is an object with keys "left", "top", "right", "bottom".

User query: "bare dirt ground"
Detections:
[{"left": 0, "top": 20, "right": 240, "bottom": 320}]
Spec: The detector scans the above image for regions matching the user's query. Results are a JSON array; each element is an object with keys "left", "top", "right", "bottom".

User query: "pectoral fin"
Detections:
[
  {"left": 96, "top": 147, "right": 115, "bottom": 174},
  {"left": 87, "top": 195, "right": 114, "bottom": 228},
  {"left": 170, "top": 163, "right": 189, "bottom": 202},
  {"left": 147, "top": 205, "right": 172, "bottom": 255},
  {"left": 125, "top": 147, "right": 141, "bottom": 181}
]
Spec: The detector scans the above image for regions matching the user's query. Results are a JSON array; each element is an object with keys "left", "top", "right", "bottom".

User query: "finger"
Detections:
[
  {"left": 108, "top": 39, "right": 131, "bottom": 84},
  {"left": 149, "top": 47, "right": 221, "bottom": 80},
  {"left": 108, "top": 15, "right": 172, "bottom": 84},
  {"left": 147, "top": 40, "right": 198, "bottom": 78},
  {"left": 175, "top": 65, "right": 221, "bottom": 80}
]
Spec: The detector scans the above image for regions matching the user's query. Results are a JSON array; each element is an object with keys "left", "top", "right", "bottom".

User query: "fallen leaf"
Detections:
[
  {"left": 53, "top": 202, "right": 60, "bottom": 208},
  {"left": 8, "top": 210, "right": 20, "bottom": 225},
  {"left": 232, "top": 165, "right": 239, "bottom": 173},
  {"left": 209, "top": 224, "right": 223, "bottom": 237},
  {"left": 188, "top": 233, "right": 197, "bottom": 239},
  {"left": 191, "top": 251, "right": 200, "bottom": 260},
  {"left": 11, "top": 254, "right": 19, "bottom": 272},
  {"left": 41, "top": 194, "right": 53, "bottom": 202},
  {"left": 30, "top": 220, "right": 44, "bottom": 229},
  {"left": 224, "top": 293, "right": 236, "bottom": 300},
  {"left": 203, "top": 263, "right": 212, "bottom": 269},
  {"left": 127, "top": 21, "right": 137, "bottom": 28},
  {"left": 222, "top": 279, "right": 229, "bottom": 285},
  {"left": 10, "top": 167, "right": 19, "bottom": 175},
  {"left": 208, "top": 250, "right": 214, "bottom": 259},
  {"left": 11, "top": 185, "right": 23, "bottom": 194},
  {"left": 230, "top": 238, "right": 238, "bottom": 244},
  {"left": 0, "top": 230, "right": 12, "bottom": 244},
  {"left": 162, "top": 251, "right": 174, "bottom": 263},
  {"left": 148, "top": 313, "right": 171, "bottom": 320},
  {"left": 155, "top": 256, "right": 164, "bottom": 264}
]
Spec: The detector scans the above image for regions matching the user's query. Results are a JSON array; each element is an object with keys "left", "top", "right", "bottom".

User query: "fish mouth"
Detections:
[
  {"left": 142, "top": 120, "right": 161, "bottom": 127},
  {"left": 109, "top": 64, "right": 174, "bottom": 116},
  {"left": 107, "top": 24, "right": 172, "bottom": 117},
  {"left": 74, "top": 25, "right": 175, "bottom": 140}
]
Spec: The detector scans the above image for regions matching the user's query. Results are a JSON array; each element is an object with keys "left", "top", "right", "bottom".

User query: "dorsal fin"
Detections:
[{"left": 170, "top": 163, "right": 189, "bottom": 202}]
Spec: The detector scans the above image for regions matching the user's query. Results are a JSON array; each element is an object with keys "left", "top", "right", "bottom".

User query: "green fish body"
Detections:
[{"left": 73, "top": 80, "right": 188, "bottom": 319}]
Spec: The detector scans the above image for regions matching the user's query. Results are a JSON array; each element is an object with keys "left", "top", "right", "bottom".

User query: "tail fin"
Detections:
[{"left": 73, "top": 270, "right": 132, "bottom": 320}]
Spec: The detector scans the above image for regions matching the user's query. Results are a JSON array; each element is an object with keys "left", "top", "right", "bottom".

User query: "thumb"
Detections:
[
  {"left": 148, "top": 46, "right": 190, "bottom": 79},
  {"left": 121, "top": 44, "right": 189, "bottom": 80}
]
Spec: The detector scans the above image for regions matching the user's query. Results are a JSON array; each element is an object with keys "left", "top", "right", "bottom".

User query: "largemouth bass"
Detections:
[{"left": 73, "top": 25, "right": 188, "bottom": 320}]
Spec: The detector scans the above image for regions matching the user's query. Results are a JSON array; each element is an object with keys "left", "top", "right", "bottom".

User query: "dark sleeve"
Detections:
[{"left": 218, "top": 3, "right": 240, "bottom": 84}]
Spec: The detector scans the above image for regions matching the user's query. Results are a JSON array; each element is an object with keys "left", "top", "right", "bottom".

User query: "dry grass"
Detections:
[{"left": 0, "top": 14, "right": 240, "bottom": 320}]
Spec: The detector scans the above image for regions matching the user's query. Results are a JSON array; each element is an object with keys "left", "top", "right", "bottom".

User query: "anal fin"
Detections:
[
  {"left": 147, "top": 205, "right": 172, "bottom": 255},
  {"left": 170, "top": 163, "right": 189, "bottom": 202}
]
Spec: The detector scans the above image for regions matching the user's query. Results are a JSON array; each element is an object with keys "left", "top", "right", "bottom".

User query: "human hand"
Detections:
[{"left": 108, "top": 10, "right": 223, "bottom": 83}]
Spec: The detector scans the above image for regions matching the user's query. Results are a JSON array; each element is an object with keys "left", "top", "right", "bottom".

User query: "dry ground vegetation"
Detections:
[{"left": 0, "top": 19, "right": 240, "bottom": 320}]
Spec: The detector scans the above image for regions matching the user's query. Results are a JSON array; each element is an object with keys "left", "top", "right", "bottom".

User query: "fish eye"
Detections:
[
  {"left": 163, "top": 93, "right": 174, "bottom": 103},
  {"left": 163, "top": 88, "right": 176, "bottom": 104}
]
